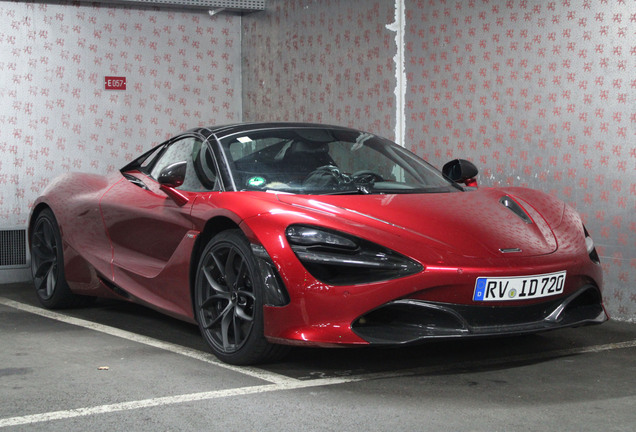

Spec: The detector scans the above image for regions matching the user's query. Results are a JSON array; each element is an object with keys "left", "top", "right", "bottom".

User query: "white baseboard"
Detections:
[{"left": 0, "top": 267, "right": 31, "bottom": 284}]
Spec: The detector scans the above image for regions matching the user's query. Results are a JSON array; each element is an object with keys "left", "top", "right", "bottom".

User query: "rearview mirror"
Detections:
[
  {"left": 442, "top": 159, "right": 478, "bottom": 187},
  {"left": 158, "top": 161, "right": 187, "bottom": 188}
]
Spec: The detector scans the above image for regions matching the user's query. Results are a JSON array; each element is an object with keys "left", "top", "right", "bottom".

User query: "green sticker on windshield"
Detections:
[{"left": 248, "top": 176, "right": 266, "bottom": 187}]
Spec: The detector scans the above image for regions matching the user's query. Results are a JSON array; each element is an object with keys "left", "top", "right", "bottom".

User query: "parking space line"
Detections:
[
  {"left": 2, "top": 295, "right": 636, "bottom": 428},
  {"left": 0, "top": 378, "right": 360, "bottom": 428},
  {"left": 2, "top": 339, "right": 636, "bottom": 428},
  {"left": 0, "top": 297, "right": 295, "bottom": 385}
]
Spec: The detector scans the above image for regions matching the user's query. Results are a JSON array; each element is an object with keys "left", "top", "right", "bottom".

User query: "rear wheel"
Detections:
[
  {"left": 30, "top": 209, "right": 91, "bottom": 308},
  {"left": 194, "top": 230, "right": 287, "bottom": 365}
]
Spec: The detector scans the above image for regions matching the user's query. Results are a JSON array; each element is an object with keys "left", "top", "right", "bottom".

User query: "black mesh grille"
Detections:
[
  {"left": 0, "top": 229, "right": 27, "bottom": 267},
  {"left": 106, "top": 0, "right": 266, "bottom": 10}
]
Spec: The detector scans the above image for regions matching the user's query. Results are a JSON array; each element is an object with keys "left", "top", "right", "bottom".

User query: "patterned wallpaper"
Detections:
[
  {"left": 1, "top": 0, "right": 633, "bottom": 320},
  {"left": 243, "top": 0, "right": 634, "bottom": 320},
  {"left": 242, "top": 0, "right": 398, "bottom": 140},
  {"left": 0, "top": 1, "right": 241, "bottom": 227},
  {"left": 403, "top": 0, "right": 634, "bottom": 320}
]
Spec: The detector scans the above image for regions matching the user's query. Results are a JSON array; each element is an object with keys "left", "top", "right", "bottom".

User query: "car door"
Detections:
[{"left": 99, "top": 135, "right": 214, "bottom": 313}]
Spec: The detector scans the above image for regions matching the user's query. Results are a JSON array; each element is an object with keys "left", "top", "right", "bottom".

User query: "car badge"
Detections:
[{"left": 499, "top": 248, "right": 522, "bottom": 253}]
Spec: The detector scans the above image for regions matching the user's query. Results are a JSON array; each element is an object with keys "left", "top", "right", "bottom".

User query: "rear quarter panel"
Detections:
[{"left": 32, "top": 172, "right": 119, "bottom": 294}]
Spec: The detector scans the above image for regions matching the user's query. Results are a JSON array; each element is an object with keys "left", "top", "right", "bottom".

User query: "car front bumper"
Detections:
[{"left": 351, "top": 285, "right": 608, "bottom": 344}]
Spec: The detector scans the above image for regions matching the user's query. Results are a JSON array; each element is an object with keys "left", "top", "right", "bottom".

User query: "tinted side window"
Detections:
[{"left": 149, "top": 137, "right": 213, "bottom": 192}]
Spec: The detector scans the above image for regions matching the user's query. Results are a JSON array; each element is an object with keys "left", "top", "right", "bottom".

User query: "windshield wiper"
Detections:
[{"left": 321, "top": 185, "right": 373, "bottom": 195}]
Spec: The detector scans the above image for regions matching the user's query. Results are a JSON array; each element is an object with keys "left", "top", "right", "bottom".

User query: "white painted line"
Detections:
[
  {"left": 2, "top": 295, "right": 636, "bottom": 428},
  {"left": 386, "top": 0, "right": 406, "bottom": 146},
  {"left": 2, "top": 339, "right": 636, "bottom": 428},
  {"left": 0, "top": 297, "right": 295, "bottom": 385},
  {"left": 0, "top": 376, "right": 371, "bottom": 428}
]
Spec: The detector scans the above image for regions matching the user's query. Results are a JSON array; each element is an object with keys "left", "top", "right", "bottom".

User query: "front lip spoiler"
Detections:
[{"left": 352, "top": 286, "right": 609, "bottom": 345}]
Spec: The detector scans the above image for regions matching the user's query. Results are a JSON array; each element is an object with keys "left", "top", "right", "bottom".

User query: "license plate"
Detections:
[{"left": 473, "top": 271, "right": 566, "bottom": 302}]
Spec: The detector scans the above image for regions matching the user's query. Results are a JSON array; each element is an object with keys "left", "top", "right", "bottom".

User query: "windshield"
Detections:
[{"left": 219, "top": 128, "right": 459, "bottom": 195}]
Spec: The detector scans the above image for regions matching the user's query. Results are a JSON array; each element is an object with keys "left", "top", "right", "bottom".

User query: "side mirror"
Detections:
[
  {"left": 158, "top": 161, "right": 188, "bottom": 206},
  {"left": 158, "top": 161, "right": 187, "bottom": 188},
  {"left": 442, "top": 159, "right": 478, "bottom": 187}
]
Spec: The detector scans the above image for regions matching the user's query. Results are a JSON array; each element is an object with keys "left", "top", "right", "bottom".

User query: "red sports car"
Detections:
[{"left": 29, "top": 123, "right": 608, "bottom": 364}]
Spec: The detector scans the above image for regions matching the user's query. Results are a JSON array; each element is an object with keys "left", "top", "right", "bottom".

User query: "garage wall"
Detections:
[
  {"left": 0, "top": 1, "right": 241, "bottom": 229},
  {"left": 403, "top": 0, "right": 634, "bottom": 320},
  {"left": 241, "top": 0, "right": 398, "bottom": 140},
  {"left": 241, "top": 0, "right": 634, "bottom": 320},
  {"left": 1, "top": 1, "right": 633, "bottom": 320}
]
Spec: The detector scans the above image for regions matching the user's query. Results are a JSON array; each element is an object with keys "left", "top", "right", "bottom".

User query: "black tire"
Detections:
[
  {"left": 194, "top": 230, "right": 288, "bottom": 365},
  {"left": 30, "top": 208, "right": 92, "bottom": 309}
]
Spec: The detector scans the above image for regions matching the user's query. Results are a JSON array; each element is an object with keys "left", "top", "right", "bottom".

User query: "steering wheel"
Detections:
[
  {"left": 303, "top": 165, "right": 348, "bottom": 187},
  {"left": 352, "top": 170, "right": 384, "bottom": 183}
]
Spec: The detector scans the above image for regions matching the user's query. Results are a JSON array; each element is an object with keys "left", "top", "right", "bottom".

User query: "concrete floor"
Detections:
[{"left": 1, "top": 281, "right": 635, "bottom": 431}]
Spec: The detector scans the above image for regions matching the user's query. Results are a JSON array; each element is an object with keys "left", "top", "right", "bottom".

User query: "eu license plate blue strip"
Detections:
[{"left": 473, "top": 271, "right": 567, "bottom": 302}]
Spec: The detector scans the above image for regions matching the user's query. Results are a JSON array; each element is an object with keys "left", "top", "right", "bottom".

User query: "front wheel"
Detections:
[
  {"left": 30, "top": 208, "right": 91, "bottom": 308},
  {"left": 194, "top": 230, "right": 287, "bottom": 365}
]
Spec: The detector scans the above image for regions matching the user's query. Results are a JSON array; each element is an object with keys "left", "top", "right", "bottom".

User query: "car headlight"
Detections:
[
  {"left": 584, "top": 226, "right": 600, "bottom": 264},
  {"left": 286, "top": 225, "right": 423, "bottom": 285}
]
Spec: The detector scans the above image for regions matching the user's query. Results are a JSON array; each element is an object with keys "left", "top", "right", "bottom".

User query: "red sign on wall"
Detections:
[{"left": 104, "top": 76, "right": 126, "bottom": 90}]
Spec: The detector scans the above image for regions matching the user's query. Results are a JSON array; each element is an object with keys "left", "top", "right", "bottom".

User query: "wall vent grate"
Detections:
[
  {"left": 0, "top": 229, "right": 27, "bottom": 268},
  {"left": 92, "top": 0, "right": 266, "bottom": 11}
]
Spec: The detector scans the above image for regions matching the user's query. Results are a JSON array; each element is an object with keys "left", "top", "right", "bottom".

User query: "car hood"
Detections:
[{"left": 276, "top": 188, "right": 559, "bottom": 259}]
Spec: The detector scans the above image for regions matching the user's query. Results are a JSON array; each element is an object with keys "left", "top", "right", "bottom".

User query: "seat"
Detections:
[{"left": 282, "top": 141, "right": 335, "bottom": 176}]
